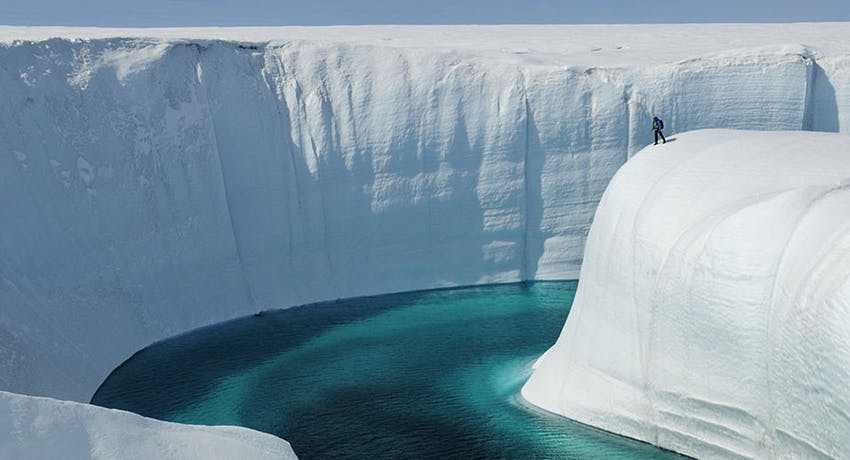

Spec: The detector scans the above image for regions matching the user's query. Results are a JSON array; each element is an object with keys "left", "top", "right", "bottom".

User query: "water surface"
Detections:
[{"left": 93, "top": 282, "right": 683, "bottom": 459}]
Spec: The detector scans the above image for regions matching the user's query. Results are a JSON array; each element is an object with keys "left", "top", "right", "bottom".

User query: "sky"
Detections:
[{"left": 1, "top": 0, "right": 849, "bottom": 27}]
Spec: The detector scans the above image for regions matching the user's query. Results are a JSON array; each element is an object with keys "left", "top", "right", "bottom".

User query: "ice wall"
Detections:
[
  {"left": 0, "top": 391, "right": 297, "bottom": 459},
  {"left": 523, "top": 130, "right": 850, "bottom": 459},
  {"left": 0, "top": 30, "right": 848, "bottom": 402}
]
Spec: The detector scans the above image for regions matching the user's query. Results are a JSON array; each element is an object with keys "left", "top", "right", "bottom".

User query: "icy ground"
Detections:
[
  {"left": 0, "top": 391, "right": 297, "bottom": 459},
  {"left": 1, "top": 24, "right": 850, "bottom": 459},
  {"left": 523, "top": 129, "right": 850, "bottom": 459}
]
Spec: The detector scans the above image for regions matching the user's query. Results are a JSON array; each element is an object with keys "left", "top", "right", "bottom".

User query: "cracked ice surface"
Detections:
[{"left": 523, "top": 129, "right": 850, "bottom": 459}]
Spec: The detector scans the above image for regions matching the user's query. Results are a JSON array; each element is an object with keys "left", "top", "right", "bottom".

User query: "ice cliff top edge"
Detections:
[
  {"left": 3, "top": 23, "right": 850, "bottom": 67},
  {"left": 524, "top": 129, "right": 850, "bottom": 459}
]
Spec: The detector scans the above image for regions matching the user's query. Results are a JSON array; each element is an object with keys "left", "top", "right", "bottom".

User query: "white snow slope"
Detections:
[
  {"left": 2, "top": 25, "right": 850, "bottom": 442},
  {"left": 523, "top": 129, "right": 850, "bottom": 459},
  {"left": 0, "top": 390, "right": 297, "bottom": 459}
]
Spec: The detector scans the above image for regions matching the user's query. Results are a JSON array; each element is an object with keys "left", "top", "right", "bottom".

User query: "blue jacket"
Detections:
[{"left": 653, "top": 118, "right": 664, "bottom": 130}]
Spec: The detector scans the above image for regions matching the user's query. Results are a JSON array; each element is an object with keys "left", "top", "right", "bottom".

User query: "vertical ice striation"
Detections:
[{"left": 0, "top": 31, "right": 846, "bottom": 402}]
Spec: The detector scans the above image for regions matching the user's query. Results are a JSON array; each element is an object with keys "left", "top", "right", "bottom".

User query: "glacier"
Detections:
[
  {"left": 1, "top": 24, "right": 850, "bottom": 458},
  {"left": 523, "top": 129, "right": 850, "bottom": 459}
]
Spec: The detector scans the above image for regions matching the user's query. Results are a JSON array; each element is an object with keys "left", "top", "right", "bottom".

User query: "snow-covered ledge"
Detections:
[
  {"left": 0, "top": 391, "right": 297, "bottom": 459},
  {"left": 523, "top": 129, "right": 850, "bottom": 459}
]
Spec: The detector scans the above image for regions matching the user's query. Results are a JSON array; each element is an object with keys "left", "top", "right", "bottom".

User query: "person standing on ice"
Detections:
[{"left": 652, "top": 116, "right": 667, "bottom": 144}]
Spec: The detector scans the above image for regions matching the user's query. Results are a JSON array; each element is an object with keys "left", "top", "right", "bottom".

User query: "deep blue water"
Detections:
[{"left": 92, "top": 282, "right": 683, "bottom": 459}]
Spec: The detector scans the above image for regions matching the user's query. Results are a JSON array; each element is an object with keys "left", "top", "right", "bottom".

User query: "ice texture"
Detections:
[
  {"left": 0, "top": 390, "right": 296, "bottom": 459},
  {"left": 1, "top": 26, "right": 850, "bottom": 457},
  {"left": 523, "top": 129, "right": 850, "bottom": 459}
]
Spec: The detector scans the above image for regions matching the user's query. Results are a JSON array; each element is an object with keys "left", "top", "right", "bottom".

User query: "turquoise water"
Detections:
[{"left": 92, "top": 282, "right": 683, "bottom": 459}]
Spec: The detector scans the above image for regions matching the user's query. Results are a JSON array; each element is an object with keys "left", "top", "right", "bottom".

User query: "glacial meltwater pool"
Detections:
[{"left": 92, "top": 282, "right": 683, "bottom": 459}]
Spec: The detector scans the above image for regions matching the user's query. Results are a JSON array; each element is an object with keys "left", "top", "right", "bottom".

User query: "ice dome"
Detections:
[{"left": 523, "top": 129, "right": 850, "bottom": 459}]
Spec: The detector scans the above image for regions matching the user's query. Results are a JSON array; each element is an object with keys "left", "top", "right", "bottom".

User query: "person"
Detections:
[{"left": 652, "top": 116, "right": 667, "bottom": 145}]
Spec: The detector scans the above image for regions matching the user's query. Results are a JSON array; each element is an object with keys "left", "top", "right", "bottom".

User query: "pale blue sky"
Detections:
[{"left": 2, "top": 0, "right": 849, "bottom": 27}]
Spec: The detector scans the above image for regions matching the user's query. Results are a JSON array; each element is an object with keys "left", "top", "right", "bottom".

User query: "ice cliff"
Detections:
[
  {"left": 1, "top": 25, "right": 850, "bottom": 456},
  {"left": 523, "top": 129, "right": 850, "bottom": 459}
]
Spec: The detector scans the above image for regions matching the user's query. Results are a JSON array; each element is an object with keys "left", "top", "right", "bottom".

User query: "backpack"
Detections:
[{"left": 655, "top": 118, "right": 664, "bottom": 130}]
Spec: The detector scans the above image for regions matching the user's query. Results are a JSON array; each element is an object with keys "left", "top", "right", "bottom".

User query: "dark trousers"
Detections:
[{"left": 654, "top": 129, "right": 666, "bottom": 144}]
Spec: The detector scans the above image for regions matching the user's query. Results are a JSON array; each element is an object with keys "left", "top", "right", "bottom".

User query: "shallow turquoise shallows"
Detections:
[{"left": 92, "top": 282, "right": 683, "bottom": 459}]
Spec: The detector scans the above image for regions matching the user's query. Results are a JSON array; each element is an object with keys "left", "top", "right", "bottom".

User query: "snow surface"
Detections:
[
  {"left": 1, "top": 25, "right": 850, "bottom": 457},
  {"left": 0, "top": 390, "right": 297, "bottom": 459},
  {"left": 523, "top": 129, "right": 850, "bottom": 459}
]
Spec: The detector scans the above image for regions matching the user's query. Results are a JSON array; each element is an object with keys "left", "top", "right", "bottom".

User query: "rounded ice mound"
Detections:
[{"left": 522, "top": 129, "right": 850, "bottom": 459}]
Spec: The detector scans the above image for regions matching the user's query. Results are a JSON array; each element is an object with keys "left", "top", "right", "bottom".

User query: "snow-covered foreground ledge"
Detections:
[
  {"left": 0, "top": 391, "right": 297, "bottom": 459},
  {"left": 523, "top": 129, "right": 850, "bottom": 459}
]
